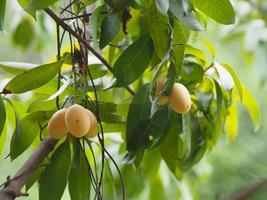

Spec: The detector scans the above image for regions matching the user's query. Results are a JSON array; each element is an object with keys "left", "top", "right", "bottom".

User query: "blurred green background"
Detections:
[{"left": 0, "top": 0, "right": 267, "bottom": 199}]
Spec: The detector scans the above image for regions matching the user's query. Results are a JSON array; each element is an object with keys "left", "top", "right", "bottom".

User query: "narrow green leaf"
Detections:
[
  {"left": 39, "top": 140, "right": 71, "bottom": 200},
  {"left": 225, "top": 102, "right": 238, "bottom": 141},
  {"left": 213, "top": 79, "right": 223, "bottom": 118},
  {"left": 126, "top": 84, "right": 152, "bottom": 152},
  {"left": 100, "top": 12, "right": 120, "bottom": 49},
  {"left": 145, "top": 1, "right": 170, "bottom": 59},
  {"left": 221, "top": 63, "right": 243, "bottom": 101},
  {"left": 3, "top": 60, "right": 64, "bottom": 94},
  {"left": 26, "top": 164, "right": 46, "bottom": 191},
  {"left": 113, "top": 35, "right": 153, "bottom": 86},
  {"left": 242, "top": 86, "right": 261, "bottom": 132},
  {"left": 69, "top": 140, "right": 90, "bottom": 200},
  {"left": 181, "top": 112, "right": 191, "bottom": 160},
  {"left": 10, "top": 111, "right": 22, "bottom": 161},
  {"left": 0, "top": 62, "right": 37, "bottom": 75},
  {"left": 149, "top": 106, "right": 174, "bottom": 148},
  {"left": 191, "top": 0, "right": 235, "bottom": 25},
  {"left": 172, "top": 20, "right": 188, "bottom": 75},
  {"left": 0, "top": 95, "right": 6, "bottom": 136},
  {"left": 169, "top": 0, "right": 204, "bottom": 31},
  {"left": 159, "top": 114, "right": 183, "bottom": 179},
  {"left": 0, "top": 0, "right": 7, "bottom": 31}
]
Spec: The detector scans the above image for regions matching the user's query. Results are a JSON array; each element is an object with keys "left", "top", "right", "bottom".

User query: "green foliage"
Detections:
[
  {"left": 113, "top": 35, "right": 153, "bottom": 86},
  {"left": 0, "top": 95, "right": 6, "bottom": 136},
  {"left": 0, "top": 0, "right": 263, "bottom": 199},
  {"left": 12, "top": 17, "right": 35, "bottom": 50},
  {"left": 100, "top": 12, "right": 120, "bottom": 49},
  {"left": 126, "top": 84, "right": 151, "bottom": 153},
  {"left": 0, "top": 0, "right": 6, "bottom": 31},
  {"left": 69, "top": 140, "right": 90, "bottom": 200},
  {"left": 191, "top": 0, "right": 235, "bottom": 25},
  {"left": 2, "top": 60, "right": 64, "bottom": 94},
  {"left": 39, "top": 139, "right": 71, "bottom": 200},
  {"left": 0, "top": 62, "right": 37, "bottom": 75},
  {"left": 145, "top": 1, "right": 170, "bottom": 59}
]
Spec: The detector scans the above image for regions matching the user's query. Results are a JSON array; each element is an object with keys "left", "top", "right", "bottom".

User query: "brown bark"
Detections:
[
  {"left": 222, "top": 179, "right": 267, "bottom": 200},
  {"left": 0, "top": 137, "right": 57, "bottom": 200}
]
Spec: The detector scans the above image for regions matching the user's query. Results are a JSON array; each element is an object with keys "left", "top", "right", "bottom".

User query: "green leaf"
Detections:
[
  {"left": 213, "top": 79, "right": 223, "bottom": 119},
  {"left": 180, "top": 61, "right": 204, "bottom": 85},
  {"left": 0, "top": 62, "right": 37, "bottom": 75},
  {"left": 26, "top": 0, "right": 60, "bottom": 11},
  {"left": 145, "top": 2, "right": 170, "bottom": 59},
  {"left": 17, "top": 0, "right": 36, "bottom": 18},
  {"left": 225, "top": 101, "right": 238, "bottom": 141},
  {"left": 69, "top": 140, "right": 90, "bottom": 200},
  {"left": 39, "top": 140, "right": 71, "bottom": 200},
  {"left": 0, "top": 95, "right": 6, "bottom": 136},
  {"left": 12, "top": 17, "right": 35, "bottom": 50},
  {"left": 185, "top": 45, "right": 208, "bottom": 66},
  {"left": 26, "top": 163, "right": 46, "bottom": 191},
  {"left": 99, "top": 102, "right": 122, "bottom": 123},
  {"left": 10, "top": 110, "right": 54, "bottom": 160},
  {"left": 0, "top": 0, "right": 6, "bottom": 31},
  {"left": 191, "top": 0, "right": 235, "bottom": 25},
  {"left": 221, "top": 63, "right": 243, "bottom": 101},
  {"left": 181, "top": 112, "right": 191, "bottom": 160},
  {"left": 89, "top": 64, "right": 108, "bottom": 79},
  {"left": 242, "top": 86, "right": 261, "bottom": 132},
  {"left": 155, "top": 0, "right": 169, "bottom": 15},
  {"left": 172, "top": 20, "right": 188, "bottom": 75},
  {"left": 113, "top": 35, "right": 153, "bottom": 87},
  {"left": 169, "top": 0, "right": 204, "bottom": 31},
  {"left": 104, "top": 0, "right": 131, "bottom": 11},
  {"left": 10, "top": 111, "right": 22, "bottom": 161},
  {"left": 159, "top": 114, "right": 183, "bottom": 179},
  {"left": 149, "top": 106, "right": 174, "bottom": 148},
  {"left": 126, "top": 84, "right": 152, "bottom": 152},
  {"left": 3, "top": 60, "right": 64, "bottom": 94},
  {"left": 100, "top": 12, "right": 120, "bottom": 49}
]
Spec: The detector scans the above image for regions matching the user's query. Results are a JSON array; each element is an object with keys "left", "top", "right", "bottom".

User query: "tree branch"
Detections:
[
  {"left": 44, "top": 8, "right": 135, "bottom": 96},
  {"left": 222, "top": 179, "right": 267, "bottom": 200},
  {"left": 0, "top": 137, "right": 57, "bottom": 200}
]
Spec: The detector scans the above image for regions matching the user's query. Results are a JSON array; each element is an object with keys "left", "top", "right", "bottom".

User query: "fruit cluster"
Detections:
[
  {"left": 155, "top": 77, "right": 191, "bottom": 113},
  {"left": 47, "top": 104, "right": 98, "bottom": 139}
]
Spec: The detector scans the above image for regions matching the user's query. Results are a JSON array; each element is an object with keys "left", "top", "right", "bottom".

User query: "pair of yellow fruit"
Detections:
[
  {"left": 47, "top": 104, "right": 98, "bottom": 139},
  {"left": 155, "top": 77, "right": 191, "bottom": 113}
]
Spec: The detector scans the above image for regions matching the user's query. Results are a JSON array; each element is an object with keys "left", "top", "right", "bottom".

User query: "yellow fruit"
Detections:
[
  {"left": 65, "top": 104, "right": 91, "bottom": 138},
  {"left": 169, "top": 83, "right": 191, "bottom": 113},
  {"left": 85, "top": 110, "right": 99, "bottom": 138},
  {"left": 47, "top": 108, "right": 69, "bottom": 139},
  {"left": 155, "top": 77, "right": 169, "bottom": 105}
]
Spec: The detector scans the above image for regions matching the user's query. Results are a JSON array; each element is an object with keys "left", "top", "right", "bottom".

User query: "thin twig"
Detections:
[
  {"left": 222, "top": 179, "right": 267, "bottom": 200},
  {"left": 44, "top": 8, "right": 135, "bottom": 96}
]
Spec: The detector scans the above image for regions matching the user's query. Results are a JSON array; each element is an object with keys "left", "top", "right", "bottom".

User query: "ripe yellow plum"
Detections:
[
  {"left": 85, "top": 110, "right": 99, "bottom": 138},
  {"left": 47, "top": 108, "right": 69, "bottom": 139},
  {"left": 155, "top": 77, "right": 169, "bottom": 105},
  {"left": 65, "top": 104, "right": 91, "bottom": 138},
  {"left": 169, "top": 83, "right": 191, "bottom": 113}
]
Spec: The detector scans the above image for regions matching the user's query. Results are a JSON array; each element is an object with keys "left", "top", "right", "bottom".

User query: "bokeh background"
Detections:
[{"left": 0, "top": 0, "right": 266, "bottom": 199}]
